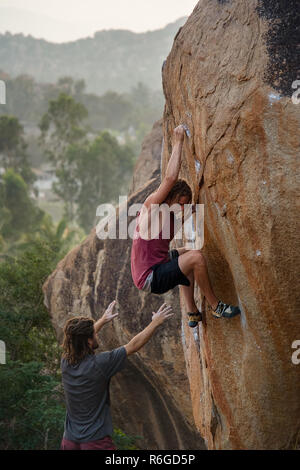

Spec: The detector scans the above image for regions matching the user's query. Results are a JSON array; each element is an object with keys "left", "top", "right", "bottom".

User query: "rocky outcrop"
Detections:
[
  {"left": 162, "top": 0, "right": 299, "bottom": 449},
  {"left": 43, "top": 120, "right": 204, "bottom": 450}
]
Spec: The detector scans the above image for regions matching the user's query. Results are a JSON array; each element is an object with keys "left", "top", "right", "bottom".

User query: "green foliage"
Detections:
[
  {"left": 0, "top": 74, "right": 38, "bottom": 122},
  {"left": 0, "top": 169, "right": 44, "bottom": 241},
  {"left": 57, "top": 76, "right": 86, "bottom": 97},
  {"left": 0, "top": 361, "right": 65, "bottom": 450},
  {"left": 39, "top": 92, "right": 135, "bottom": 231},
  {"left": 39, "top": 93, "right": 88, "bottom": 220},
  {"left": 0, "top": 73, "right": 163, "bottom": 160},
  {"left": 75, "top": 132, "right": 134, "bottom": 231},
  {"left": 0, "top": 218, "right": 78, "bottom": 364},
  {"left": 81, "top": 90, "right": 133, "bottom": 132},
  {"left": 113, "top": 428, "right": 141, "bottom": 451},
  {"left": 0, "top": 115, "right": 35, "bottom": 186},
  {"left": 39, "top": 92, "right": 88, "bottom": 163},
  {"left": 0, "top": 213, "right": 80, "bottom": 450},
  {"left": 0, "top": 115, "right": 24, "bottom": 154}
]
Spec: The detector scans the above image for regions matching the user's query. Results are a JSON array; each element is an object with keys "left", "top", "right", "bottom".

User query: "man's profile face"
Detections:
[
  {"left": 168, "top": 195, "right": 191, "bottom": 209},
  {"left": 177, "top": 196, "right": 191, "bottom": 213},
  {"left": 88, "top": 331, "right": 99, "bottom": 350}
]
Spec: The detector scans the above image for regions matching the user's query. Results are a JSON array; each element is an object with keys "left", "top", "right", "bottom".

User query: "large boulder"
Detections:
[
  {"left": 43, "top": 120, "right": 204, "bottom": 450},
  {"left": 162, "top": 0, "right": 299, "bottom": 449}
]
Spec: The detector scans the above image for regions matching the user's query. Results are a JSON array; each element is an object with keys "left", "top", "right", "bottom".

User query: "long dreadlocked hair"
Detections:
[
  {"left": 165, "top": 180, "right": 192, "bottom": 204},
  {"left": 62, "top": 316, "right": 95, "bottom": 366}
]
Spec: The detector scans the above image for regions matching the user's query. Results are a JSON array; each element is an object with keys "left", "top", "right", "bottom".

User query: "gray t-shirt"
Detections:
[{"left": 61, "top": 346, "right": 127, "bottom": 443}]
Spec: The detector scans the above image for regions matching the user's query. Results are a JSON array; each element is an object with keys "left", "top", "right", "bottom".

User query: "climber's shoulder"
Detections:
[{"left": 144, "top": 176, "right": 176, "bottom": 207}]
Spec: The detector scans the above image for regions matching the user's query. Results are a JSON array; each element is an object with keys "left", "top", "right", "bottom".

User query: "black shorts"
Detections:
[{"left": 150, "top": 257, "right": 190, "bottom": 295}]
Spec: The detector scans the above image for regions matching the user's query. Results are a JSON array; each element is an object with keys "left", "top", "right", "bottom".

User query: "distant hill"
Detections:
[
  {"left": 0, "top": 6, "right": 81, "bottom": 43},
  {"left": 0, "top": 18, "right": 187, "bottom": 95}
]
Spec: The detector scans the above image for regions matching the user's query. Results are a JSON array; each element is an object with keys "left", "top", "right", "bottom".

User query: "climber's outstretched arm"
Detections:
[
  {"left": 124, "top": 304, "right": 173, "bottom": 356},
  {"left": 144, "top": 125, "right": 185, "bottom": 207}
]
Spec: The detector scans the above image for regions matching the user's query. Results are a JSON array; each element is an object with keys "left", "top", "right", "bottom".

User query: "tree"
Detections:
[
  {"left": 0, "top": 361, "right": 65, "bottom": 450},
  {"left": 39, "top": 93, "right": 88, "bottom": 221},
  {"left": 48, "top": 131, "right": 134, "bottom": 232},
  {"left": 75, "top": 132, "right": 134, "bottom": 231},
  {"left": 0, "top": 169, "right": 44, "bottom": 242},
  {"left": 57, "top": 76, "right": 86, "bottom": 98},
  {"left": 0, "top": 115, "right": 35, "bottom": 186},
  {"left": 0, "top": 217, "right": 78, "bottom": 450},
  {"left": 39, "top": 93, "right": 134, "bottom": 231},
  {"left": 96, "top": 91, "right": 133, "bottom": 131},
  {"left": 39, "top": 93, "right": 88, "bottom": 163},
  {"left": 0, "top": 216, "right": 79, "bottom": 363}
]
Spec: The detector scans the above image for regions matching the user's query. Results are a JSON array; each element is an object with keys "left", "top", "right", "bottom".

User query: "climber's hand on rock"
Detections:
[
  {"left": 102, "top": 300, "right": 119, "bottom": 324},
  {"left": 173, "top": 125, "right": 185, "bottom": 144},
  {"left": 152, "top": 303, "right": 174, "bottom": 326}
]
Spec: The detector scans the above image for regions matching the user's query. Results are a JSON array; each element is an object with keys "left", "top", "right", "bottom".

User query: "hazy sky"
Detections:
[{"left": 0, "top": 0, "right": 198, "bottom": 42}]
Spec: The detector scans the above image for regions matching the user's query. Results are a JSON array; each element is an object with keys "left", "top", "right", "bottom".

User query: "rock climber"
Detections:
[
  {"left": 60, "top": 300, "right": 173, "bottom": 450},
  {"left": 130, "top": 124, "right": 241, "bottom": 327}
]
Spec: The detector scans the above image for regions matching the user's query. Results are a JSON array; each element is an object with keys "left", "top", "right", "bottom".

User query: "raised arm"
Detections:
[
  {"left": 124, "top": 304, "right": 173, "bottom": 356},
  {"left": 94, "top": 301, "right": 119, "bottom": 334},
  {"left": 144, "top": 125, "right": 185, "bottom": 207}
]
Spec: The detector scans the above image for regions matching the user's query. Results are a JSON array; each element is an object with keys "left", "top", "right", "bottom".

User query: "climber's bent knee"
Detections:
[
  {"left": 178, "top": 250, "right": 205, "bottom": 276},
  {"left": 191, "top": 250, "right": 205, "bottom": 266}
]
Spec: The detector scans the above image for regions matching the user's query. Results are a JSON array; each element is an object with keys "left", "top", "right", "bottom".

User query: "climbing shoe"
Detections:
[
  {"left": 212, "top": 301, "right": 241, "bottom": 319},
  {"left": 188, "top": 311, "right": 202, "bottom": 328}
]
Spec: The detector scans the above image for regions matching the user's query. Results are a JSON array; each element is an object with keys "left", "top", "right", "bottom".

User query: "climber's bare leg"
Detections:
[
  {"left": 178, "top": 250, "right": 218, "bottom": 310},
  {"left": 180, "top": 271, "right": 198, "bottom": 313}
]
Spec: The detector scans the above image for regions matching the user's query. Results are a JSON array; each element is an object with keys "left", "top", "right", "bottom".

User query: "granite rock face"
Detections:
[
  {"left": 162, "top": 0, "right": 300, "bottom": 449},
  {"left": 43, "top": 121, "right": 204, "bottom": 450}
]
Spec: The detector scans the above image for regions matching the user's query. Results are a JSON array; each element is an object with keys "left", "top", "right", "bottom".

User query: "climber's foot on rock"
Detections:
[
  {"left": 212, "top": 301, "right": 241, "bottom": 319},
  {"left": 188, "top": 311, "right": 202, "bottom": 328}
]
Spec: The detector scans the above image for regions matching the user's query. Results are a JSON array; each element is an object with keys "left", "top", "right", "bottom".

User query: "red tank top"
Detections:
[{"left": 131, "top": 210, "right": 175, "bottom": 290}]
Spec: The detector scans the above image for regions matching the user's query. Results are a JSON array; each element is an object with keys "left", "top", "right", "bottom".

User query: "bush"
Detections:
[{"left": 0, "top": 361, "right": 65, "bottom": 450}]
